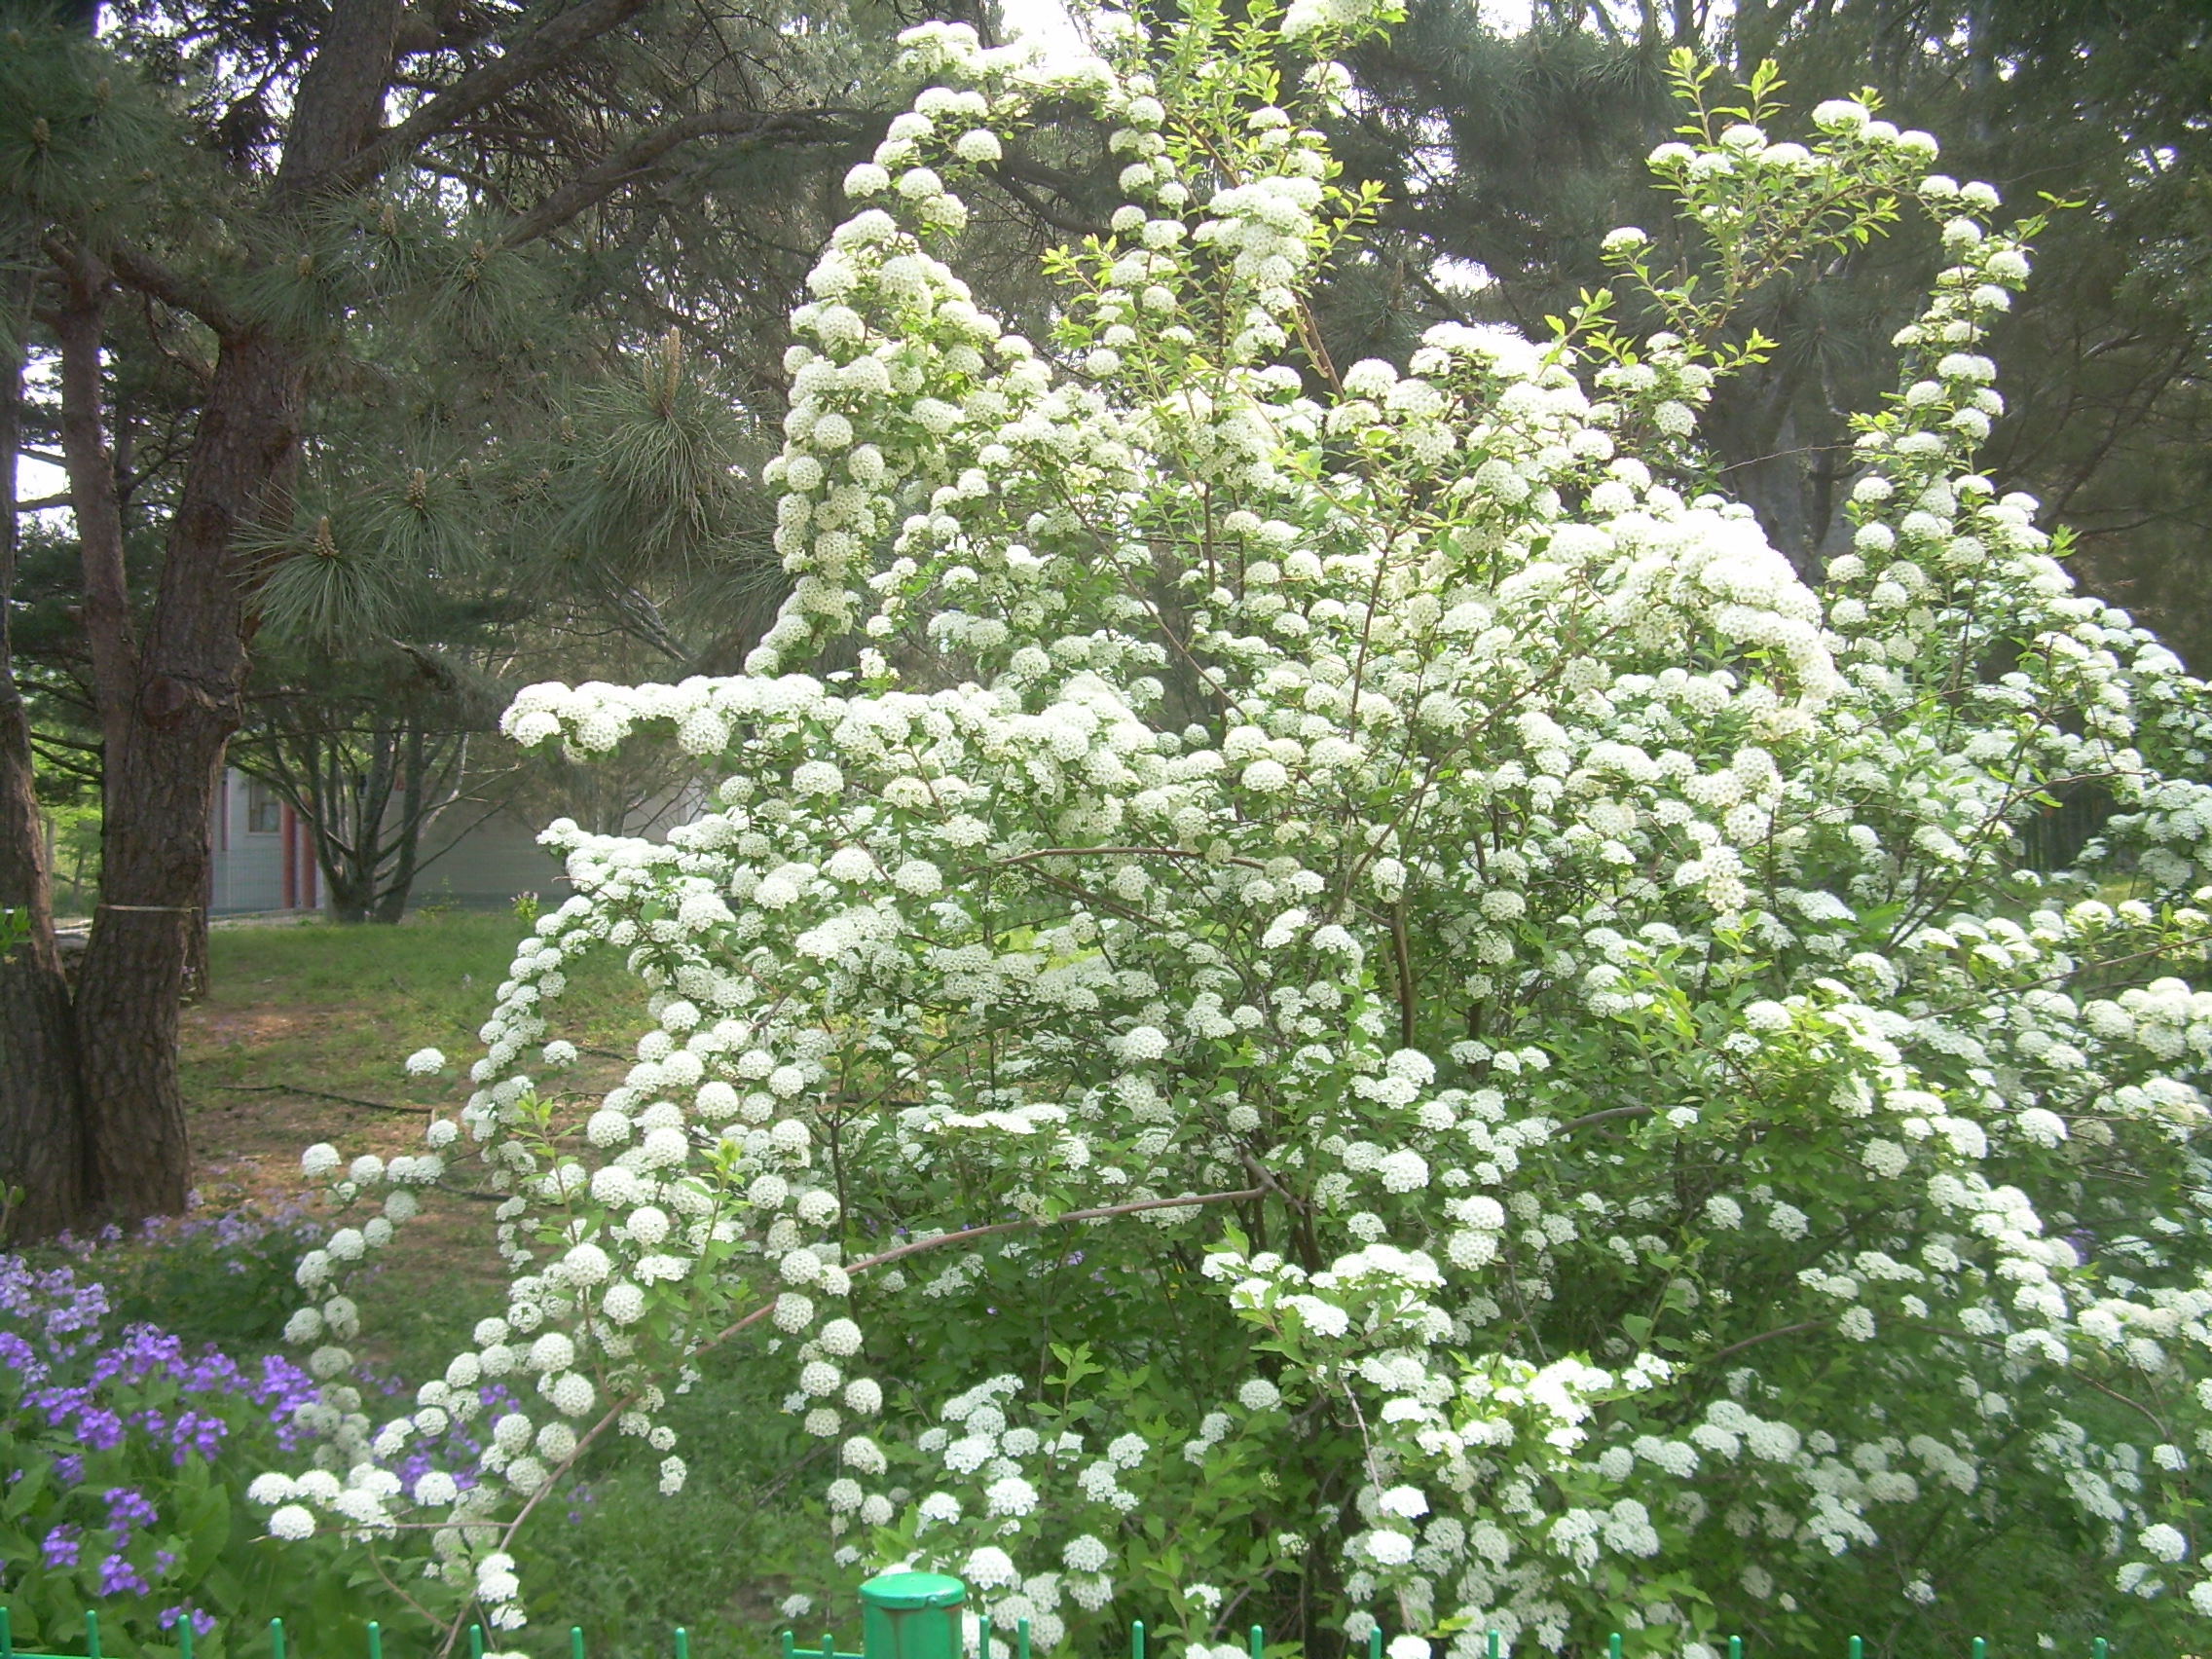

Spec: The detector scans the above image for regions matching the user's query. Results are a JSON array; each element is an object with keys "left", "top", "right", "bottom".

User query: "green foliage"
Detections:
[{"left": 105, "top": 1213, "right": 325, "bottom": 1355}]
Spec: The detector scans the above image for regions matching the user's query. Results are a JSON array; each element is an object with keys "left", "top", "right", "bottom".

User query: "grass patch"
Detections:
[{"left": 187, "top": 911, "right": 638, "bottom": 1100}]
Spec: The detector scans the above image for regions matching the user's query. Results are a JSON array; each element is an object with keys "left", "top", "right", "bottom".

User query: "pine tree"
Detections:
[{"left": 0, "top": 0, "right": 907, "bottom": 1237}]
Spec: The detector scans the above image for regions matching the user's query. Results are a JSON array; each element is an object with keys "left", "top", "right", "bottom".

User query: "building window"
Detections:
[{"left": 245, "top": 777, "right": 283, "bottom": 834}]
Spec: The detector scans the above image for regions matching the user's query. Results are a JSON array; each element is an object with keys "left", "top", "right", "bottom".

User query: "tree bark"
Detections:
[
  {"left": 55, "top": 257, "right": 135, "bottom": 763},
  {"left": 0, "top": 272, "right": 92, "bottom": 1240}
]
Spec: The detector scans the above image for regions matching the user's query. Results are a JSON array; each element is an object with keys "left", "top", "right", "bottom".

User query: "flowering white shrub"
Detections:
[{"left": 259, "top": 6, "right": 2212, "bottom": 1655}]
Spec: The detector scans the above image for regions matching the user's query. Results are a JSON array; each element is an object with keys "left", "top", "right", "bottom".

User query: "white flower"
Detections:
[
  {"left": 602, "top": 1281, "right": 646, "bottom": 1324},
  {"left": 2141, "top": 1524, "right": 2189, "bottom": 1563},
  {"left": 1366, "top": 1530, "right": 1414, "bottom": 1566},
  {"left": 527, "top": 1332, "right": 575, "bottom": 1374},
  {"left": 1063, "top": 1534, "right": 1111, "bottom": 1572},
  {"left": 268, "top": 1504, "right": 316, "bottom": 1540},
  {"left": 405, "top": 1048, "right": 446, "bottom": 1076},
  {"left": 1237, "top": 1378, "right": 1281, "bottom": 1412},
  {"left": 563, "top": 1242, "right": 611, "bottom": 1285},
  {"left": 986, "top": 1475, "right": 1040, "bottom": 1516},
  {"left": 1120, "top": 1025, "right": 1169, "bottom": 1062},
  {"left": 549, "top": 1372, "right": 596, "bottom": 1417}
]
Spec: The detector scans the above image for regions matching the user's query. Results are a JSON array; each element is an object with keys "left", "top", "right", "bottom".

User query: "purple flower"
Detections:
[
  {"left": 105, "top": 1486, "right": 160, "bottom": 1535},
  {"left": 159, "top": 1607, "right": 216, "bottom": 1637},
  {"left": 42, "top": 1523, "right": 82, "bottom": 1568},
  {"left": 97, "top": 1552, "right": 150, "bottom": 1597},
  {"left": 170, "top": 1409, "right": 229, "bottom": 1464}
]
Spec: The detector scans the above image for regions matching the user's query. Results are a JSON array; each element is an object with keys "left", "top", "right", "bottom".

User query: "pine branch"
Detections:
[
  {"left": 102, "top": 240, "right": 244, "bottom": 338},
  {"left": 337, "top": 0, "right": 658, "bottom": 191},
  {"left": 498, "top": 105, "right": 863, "bottom": 248}
]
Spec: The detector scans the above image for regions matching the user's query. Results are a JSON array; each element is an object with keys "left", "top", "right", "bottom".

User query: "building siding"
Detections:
[{"left": 207, "top": 769, "right": 699, "bottom": 917}]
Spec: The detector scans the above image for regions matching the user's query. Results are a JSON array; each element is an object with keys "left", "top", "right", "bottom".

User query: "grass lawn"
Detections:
[{"left": 162, "top": 910, "right": 841, "bottom": 1659}]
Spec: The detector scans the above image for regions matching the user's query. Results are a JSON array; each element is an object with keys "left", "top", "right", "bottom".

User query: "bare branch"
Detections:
[
  {"left": 103, "top": 240, "right": 243, "bottom": 338},
  {"left": 340, "top": 0, "right": 658, "bottom": 190},
  {"left": 500, "top": 105, "right": 862, "bottom": 249}
]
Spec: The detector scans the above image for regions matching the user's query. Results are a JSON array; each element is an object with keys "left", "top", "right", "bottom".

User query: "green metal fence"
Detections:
[{"left": 0, "top": 1573, "right": 2121, "bottom": 1659}]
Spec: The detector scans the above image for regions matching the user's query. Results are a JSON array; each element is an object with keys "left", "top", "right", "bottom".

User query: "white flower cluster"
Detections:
[{"left": 258, "top": 5, "right": 2212, "bottom": 1651}]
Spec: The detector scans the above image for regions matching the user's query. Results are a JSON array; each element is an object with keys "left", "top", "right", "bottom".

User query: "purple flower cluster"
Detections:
[
  {"left": 1, "top": 1205, "right": 491, "bottom": 1641},
  {"left": 0, "top": 1247, "right": 324, "bottom": 1623},
  {"left": 16, "top": 1312, "right": 318, "bottom": 1466}
]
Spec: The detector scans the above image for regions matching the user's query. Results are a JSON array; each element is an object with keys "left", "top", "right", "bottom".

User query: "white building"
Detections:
[{"left": 208, "top": 768, "right": 685, "bottom": 916}]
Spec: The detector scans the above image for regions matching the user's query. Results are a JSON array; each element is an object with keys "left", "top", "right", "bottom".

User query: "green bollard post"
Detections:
[
  {"left": 181, "top": 1620, "right": 195, "bottom": 1659},
  {"left": 269, "top": 1620, "right": 283, "bottom": 1659},
  {"left": 87, "top": 1611, "right": 102, "bottom": 1659},
  {"left": 860, "top": 1570, "right": 968, "bottom": 1659},
  {"left": 368, "top": 1622, "right": 383, "bottom": 1659}
]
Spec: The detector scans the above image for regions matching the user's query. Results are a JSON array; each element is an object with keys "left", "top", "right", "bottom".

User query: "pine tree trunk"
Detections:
[
  {"left": 72, "top": 328, "right": 297, "bottom": 1223},
  {"left": 0, "top": 274, "right": 92, "bottom": 1239}
]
